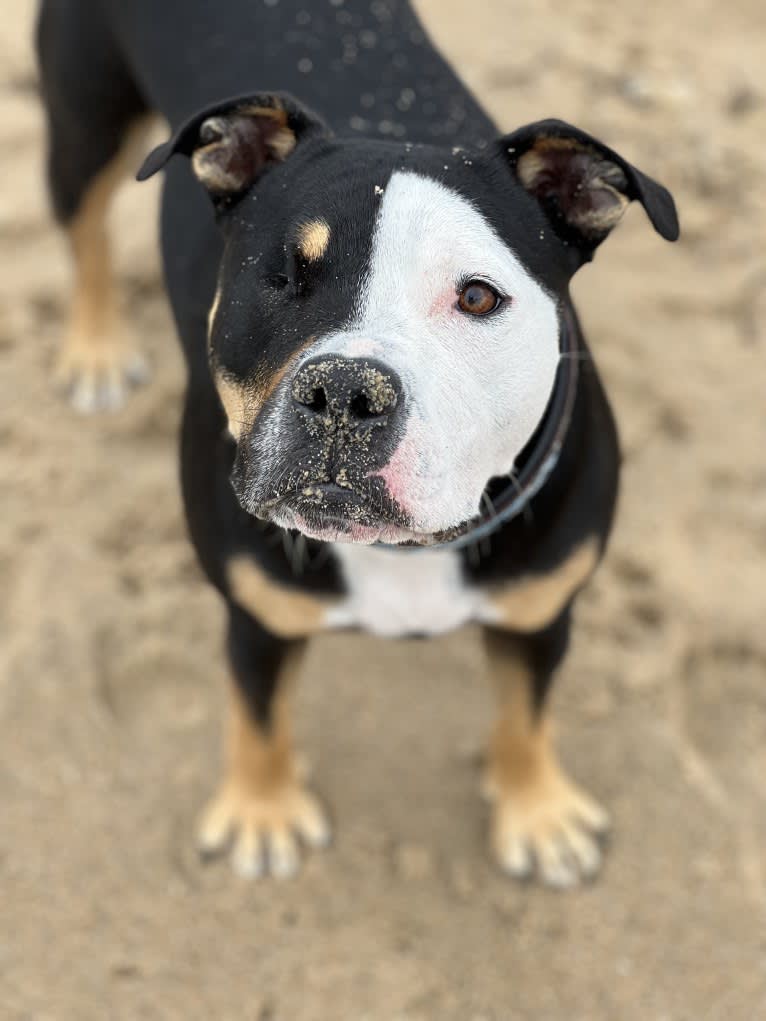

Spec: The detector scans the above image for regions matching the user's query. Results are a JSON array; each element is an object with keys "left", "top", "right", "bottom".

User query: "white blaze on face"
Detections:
[{"left": 309, "top": 171, "right": 561, "bottom": 535}]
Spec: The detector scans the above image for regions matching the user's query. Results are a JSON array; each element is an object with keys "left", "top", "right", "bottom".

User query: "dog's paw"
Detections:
[
  {"left": 483, "top": 764, "right": 610, "bottom": 888},
  {"left": 55, "top": 336, "right": 149, "bottom": 413},
  {"left": 196, "top": 781, "right": 332, "bottom": 879}
]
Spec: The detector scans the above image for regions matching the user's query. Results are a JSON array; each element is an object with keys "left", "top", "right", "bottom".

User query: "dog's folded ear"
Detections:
[
  {"left": 137, "top": 92, "right": 328, "bottom": 203},
  {"left": 501, "top": 120, "right": 679, "bottom": 256}
]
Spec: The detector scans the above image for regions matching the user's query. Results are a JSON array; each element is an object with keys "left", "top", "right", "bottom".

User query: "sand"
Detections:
[{"left": 1, "top": 0, "right": 764, "bottom": 1017}]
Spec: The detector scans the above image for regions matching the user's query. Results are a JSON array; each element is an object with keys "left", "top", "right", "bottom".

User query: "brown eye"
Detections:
[{"left": 457, "top": 280, "right": 502, "bottom": 316}]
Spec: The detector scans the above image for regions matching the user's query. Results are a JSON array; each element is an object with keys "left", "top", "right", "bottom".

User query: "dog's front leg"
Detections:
[
  {"left": 197, "top": 605, "right": 331, "bottom": 879},
  {"left": 482, "top": 617, "right": 610, "bottom": 888}
]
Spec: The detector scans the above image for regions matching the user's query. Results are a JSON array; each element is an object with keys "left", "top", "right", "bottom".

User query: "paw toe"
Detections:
[
  {"left": 294, "top": 793, "right": 332, "bottom": 849},
  {"left": 55, "top": 343, "right": 149, "bottom": 413},
  {"left": 231, "top": 826, "right": 266, "bottom": 880},
  {"left": 125, "top": 351, "right": 150, "bottom": 386},
  {"left": 268, "top": 827, "right": 301, "bottom": 879},
  {"left": 196, "top": 785, "right": 330, "bottom": 880},
  {"left": 573, "top": 792, "right": 611, "bottom": 835},
  {"left": 488, "top": 772, "right": 610, "bottom": 888},
  {"left": 494, "top": 828, "right": 533, "bottom": 879},
  {"left": 196, "top": 798, "right": 234, "bottom": 857},
  {"left": 536, "top": 838, "right": 580, "bottom": 889},
  {"left": 69, "top": 374, "right": 127, "bottom": 413},
  {"left": 561, "top": 821, "right": 603, "bottom": 878}
]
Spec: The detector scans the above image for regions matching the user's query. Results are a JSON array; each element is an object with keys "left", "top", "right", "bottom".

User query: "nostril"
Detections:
[
  {"left": 350, "top": 392, "right": 375, "bottom": 419},
  {"left": 306, "top": 386, "right": 327, "bottom": 413},
  {"left": 293, "top": 357, "right": 401, "bottom": 424}
]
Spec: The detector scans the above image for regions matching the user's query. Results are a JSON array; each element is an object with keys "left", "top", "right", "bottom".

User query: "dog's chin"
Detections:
[
  {"left": 274, "top": 509, "right": 421, "bottom": 546},
  {"left": 253, "top": 484, "right": 441, "bottom": 547}
]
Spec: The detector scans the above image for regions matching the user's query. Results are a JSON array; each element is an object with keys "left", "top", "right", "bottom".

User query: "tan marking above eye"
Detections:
[
  {"left": 296, "top": 219, "right": 331, "bottom": 261},
  {"left": 458, "top": 280, "right": 502, "bottom": 316}
]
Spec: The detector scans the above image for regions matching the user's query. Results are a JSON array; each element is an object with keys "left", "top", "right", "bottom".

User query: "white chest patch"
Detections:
[{"left": 326, "top": 544, "right": 492, "bottom": 638}]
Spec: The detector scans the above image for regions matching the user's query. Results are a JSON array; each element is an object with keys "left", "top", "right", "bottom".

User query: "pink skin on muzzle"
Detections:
[{"left": 372, "top": 434, "right": 419, "bottom": 511}]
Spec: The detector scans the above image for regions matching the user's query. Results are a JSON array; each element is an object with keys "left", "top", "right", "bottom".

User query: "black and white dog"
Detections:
[{"left": 37, "top": 0, "right": 678, "bottom": 886}]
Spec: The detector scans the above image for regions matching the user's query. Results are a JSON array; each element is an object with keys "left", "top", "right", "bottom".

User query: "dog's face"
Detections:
[
  {"left": 209, "top": 149, "right": 564, "bottom": 545},
  {"left": 140, "top": 95, "right": 678, "bottom": 545}
]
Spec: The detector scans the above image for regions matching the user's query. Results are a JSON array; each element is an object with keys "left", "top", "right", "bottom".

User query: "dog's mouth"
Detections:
[{"left": 257, "top": 482, "right": 427, "bottom": 546}]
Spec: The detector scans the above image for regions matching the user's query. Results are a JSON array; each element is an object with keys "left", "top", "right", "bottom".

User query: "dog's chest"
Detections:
[{"left": 326, "top": 545, "right": 487, "bottom": 638}]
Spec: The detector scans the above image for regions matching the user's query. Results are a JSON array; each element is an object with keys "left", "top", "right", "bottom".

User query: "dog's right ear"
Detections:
[
  {"left": 137, "top": 92, "right": 328, "bottom": 204},
  {"left": 500, "top": 120, "right": 679, "bottom": 259}
]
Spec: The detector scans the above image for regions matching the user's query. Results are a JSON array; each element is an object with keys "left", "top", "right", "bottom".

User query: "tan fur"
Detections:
[
  {"left": 192, "top": 105, "right": 296, "bottom": 193},
  {"left": 213, "top": 370, "right": 252, "bottom": 441},
  {"left": 579, "top": 185, "right": 629, "bottom": 232},
  {"left": 211, "top": 336, "right": 317, "bottom": 438},
  {"left": 226, "top": 553, "right": 334, "bottom": 638},
  {"left": 483, "top": 633, "right": 609, "bottom": 885},
  {"left": 239, "top": 104, "right": 297, "bottom": 161},
  {"left": 297, "top": 219, "right": 331, "bottom": 261},
  {"left": 190, "top": 149, "right": 241, "bottom": 194},
  {"left": 485, "top": 647, "right": 552, "bottom": 796},
  {"left": 517, "top": 138, "right": 629, "bottom": 234},
  {"left": 225, "top": 659, "right": 300, "bottom": 797},
  {"left": 516, "top": 148, "right": 552, "bottom": 192},
  {"left": 488, "top": 539, "right": 598, "bottom": 632},
  {"left": 516, "top": 136, "right": 583, "bottom": 190},
  {"left": 255, "top": 105, "right": 300, "bottom": 161},
  {"left": 197, "top": 648, "right": 331, "bottom": 876},
  {"left": 57, "top": 118, "right": 153, "bottom": 408}
]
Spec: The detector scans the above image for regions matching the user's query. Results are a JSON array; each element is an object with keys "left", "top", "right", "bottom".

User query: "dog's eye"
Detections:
[
  {"left": 457, "top": 280, "right": 502, "bottom": 317},
  {"left": 266, "top": 272, "right": 290, "bottom": 290}
]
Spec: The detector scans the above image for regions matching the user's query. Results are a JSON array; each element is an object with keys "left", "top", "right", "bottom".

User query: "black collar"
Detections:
[{"left": 398, "top": 304, "right": 580, "bottom": 551}]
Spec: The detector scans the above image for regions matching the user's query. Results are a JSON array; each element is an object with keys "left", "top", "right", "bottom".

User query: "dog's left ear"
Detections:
[
  {"left": 137, "top": 92, "right": 327, "bottom": 204},
  {"left": 501, "top": 119, "right": 679, "bottom": 256}
]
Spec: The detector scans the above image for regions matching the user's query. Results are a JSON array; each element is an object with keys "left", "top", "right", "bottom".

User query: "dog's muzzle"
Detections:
[{"left": 235, "top": 354, "right": 412, "bottom": 541}]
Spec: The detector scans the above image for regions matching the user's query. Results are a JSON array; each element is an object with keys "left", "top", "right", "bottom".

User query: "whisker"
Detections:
[
  {"left": 290, "top": 531, "right": 307, "bottom": 576},
  {"left": 465, "top": 540, "right": 482, "bottom": 567},
  {"left": 478, "top": 491, "right": 497, "bottom": 557},
  {"left": 460, "top": 491, "right": 496, "bottom": 562},
  {"left": 480, "top": 489, "right": 497, "bottom": 518},
  {"left": 507, "top": 468, "right": 535, "bottom": 525},
  {"left": 281, "top": 527, "right": 295, "bottom": 564}
]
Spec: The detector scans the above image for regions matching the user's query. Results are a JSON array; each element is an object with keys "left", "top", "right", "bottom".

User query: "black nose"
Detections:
[{"left": 291, "top": 356, "right": 402, "bottom": 425}]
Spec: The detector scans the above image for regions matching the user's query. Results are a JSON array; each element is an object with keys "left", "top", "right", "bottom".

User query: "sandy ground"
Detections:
[{"left": 1, "top": 1, "right": 765, "bottom": 1018}]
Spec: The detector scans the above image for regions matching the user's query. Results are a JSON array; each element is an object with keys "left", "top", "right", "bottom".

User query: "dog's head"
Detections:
[{"left": 139, "top": 93, "right": 678, "bottom": 545}]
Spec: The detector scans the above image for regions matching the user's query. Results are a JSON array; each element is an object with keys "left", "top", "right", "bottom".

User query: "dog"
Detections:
[{"left": 36, "top": 0, "right": 678, "bottom": 886}]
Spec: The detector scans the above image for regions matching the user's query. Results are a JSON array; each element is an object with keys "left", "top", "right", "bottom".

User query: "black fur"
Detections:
[{"left": 36, "top": 0, "right": 676, "bottom": 749}]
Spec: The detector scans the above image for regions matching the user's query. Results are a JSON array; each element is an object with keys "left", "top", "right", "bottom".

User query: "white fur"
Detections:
[
  {"left": 307, "top": 171, "right": 560, "bottom": 534},
  {"left": 327, "top": 543, "right": 499, "bottom": 637}
]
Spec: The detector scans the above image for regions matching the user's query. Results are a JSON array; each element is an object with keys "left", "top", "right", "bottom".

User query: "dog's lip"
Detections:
[
  {"left": 255, "top": 483, "right": 465, "bottom": 547},
  {"left": 297, "top": 482, "right": 363, "bottom": 501},
  {"left": 256, "top": 482, "right": 435, "bottom": 544},
  {"left": 260, "top": 481, "right": 370, "bottom": 512},
  {"left": 258, "top": 482, "right": 393, "bottom": 531}
]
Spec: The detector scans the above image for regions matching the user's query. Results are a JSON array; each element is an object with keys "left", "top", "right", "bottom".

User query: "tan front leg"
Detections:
[
  {"left": 56, "top": 121, "right": 150, "bottom": 412},
  {"left": 484, "top": 630, "right": 610, "bottom": 887},
  {"left": 197, "top": 646, "right": 330, "bottom": 879}
]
